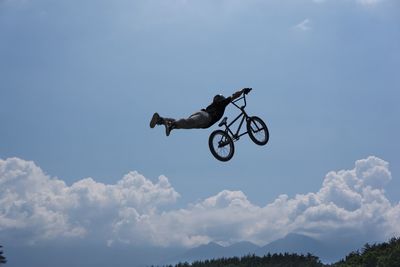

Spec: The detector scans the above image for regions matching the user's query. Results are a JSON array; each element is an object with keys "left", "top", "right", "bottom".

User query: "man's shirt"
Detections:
[{"left": 203, "top": 96, "right": 232, "bottom": 128}]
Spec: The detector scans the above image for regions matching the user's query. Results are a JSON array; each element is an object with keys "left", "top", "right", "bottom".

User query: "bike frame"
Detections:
[{"left": 221, "top": 94, "right": 250, "bottom": 141}]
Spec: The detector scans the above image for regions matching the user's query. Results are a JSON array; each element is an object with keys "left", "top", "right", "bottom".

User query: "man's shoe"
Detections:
[
  {"left": 165, "top": 121, "right": 174, "bottom": 137},
  {"left": 150, "top": 113, "right": 161, "bottom": 128}
]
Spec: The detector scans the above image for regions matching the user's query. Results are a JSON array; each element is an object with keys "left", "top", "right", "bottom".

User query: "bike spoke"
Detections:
[
  {"left": 250, "top": 120, "right": 266, "bottom": 142},
  {"left": 215, "top": 134, "right": 230, "bottom": 157}
]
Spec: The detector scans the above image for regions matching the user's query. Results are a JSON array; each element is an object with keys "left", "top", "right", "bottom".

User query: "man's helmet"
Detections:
[{"left": 213, "top": 94, "right": 226, "bottom": 103}]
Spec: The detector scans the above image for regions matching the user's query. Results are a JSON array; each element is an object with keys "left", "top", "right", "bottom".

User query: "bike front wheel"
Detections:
[
  {"left": 247, "top": 116, "right": 269, "bottom": 146},
  {"left": 208, "top": 130, "right": 235, "bottom": 162}
]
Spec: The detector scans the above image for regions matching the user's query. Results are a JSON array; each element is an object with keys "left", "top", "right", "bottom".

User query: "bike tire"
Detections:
[
  {"left": 208, "top": 130, "right": 235, "bottom": 162},
  {"left": 247, "top": 116, "right": 269, "bottom": 146}
]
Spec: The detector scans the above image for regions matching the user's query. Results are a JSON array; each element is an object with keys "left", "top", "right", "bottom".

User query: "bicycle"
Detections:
[{"left": 208, "top": 89, "right": 269, "bottom": 162}]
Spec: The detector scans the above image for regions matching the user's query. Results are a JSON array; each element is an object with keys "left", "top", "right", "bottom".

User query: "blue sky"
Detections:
[{"left": 1, "top": 0, "right": 400, "bottom": 264}]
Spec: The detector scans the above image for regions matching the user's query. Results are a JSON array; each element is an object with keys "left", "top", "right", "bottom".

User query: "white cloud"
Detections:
[
  {"left": 1, "top": 156, "right": 399, "bottom": 248},
  {"left": 294, "top": 18, "right": 312, "bottom": 31},
  {"left": 0, "top": 158, "right": 179, "bottom": 245}
]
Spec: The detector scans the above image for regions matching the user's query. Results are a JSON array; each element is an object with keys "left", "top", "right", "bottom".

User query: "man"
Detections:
[{"left": 150, "top": 88, "right": 252, "bottom": 136}]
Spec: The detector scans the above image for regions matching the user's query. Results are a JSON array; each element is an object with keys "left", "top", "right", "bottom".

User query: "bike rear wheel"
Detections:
[
  {"left": 247, "top": 116, "right": 269, "bottom": 146},
  {"left": 208, "top": 130, "right": 235, "bottom": 162}
]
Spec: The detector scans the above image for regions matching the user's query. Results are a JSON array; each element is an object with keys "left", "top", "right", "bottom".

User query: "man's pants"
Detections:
[{"left": 170, "top": 111, "right": 211, "bottom": 129}]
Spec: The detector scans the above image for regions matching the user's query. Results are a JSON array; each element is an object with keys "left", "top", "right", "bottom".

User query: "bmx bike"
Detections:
[{"left": 208, "top": 89, "right": 269, "bottom": 162}]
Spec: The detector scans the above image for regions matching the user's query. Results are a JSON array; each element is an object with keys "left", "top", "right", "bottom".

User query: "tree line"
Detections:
[
  {"left": 172, "top": 253, "right": 323, "bottom": 267},
  {"left": 0, "top": 246, "right": 6, "bottom": 266},
  {"left": 331, "top": 237, "right": 400, "bottom": 267},
  {"left": 164, "top": 237, "right": 400, "bottom": 267}
]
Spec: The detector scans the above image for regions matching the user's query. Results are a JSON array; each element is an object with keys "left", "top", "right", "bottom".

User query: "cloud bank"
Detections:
[
  {"left": 1, "top": 156, "right": 399, "bottom": 247},
  {"left": 0, "top": 158, "right": 179, "bottom": 245}
]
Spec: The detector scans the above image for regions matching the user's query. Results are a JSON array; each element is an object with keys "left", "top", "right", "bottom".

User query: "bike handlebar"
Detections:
[
  {"left": 243, "top": 88, "right": 252, "bottom": 95},
  {"left": 231, "top": 88, "right": 252, "bottom": 109}
]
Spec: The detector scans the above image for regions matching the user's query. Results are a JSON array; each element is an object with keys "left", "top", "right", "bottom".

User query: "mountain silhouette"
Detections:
[
  {"left": 171, "top": 241, "right": 260, "bottom": 263},
  {"left": 225, "top": 241, "right": 260, "bottom": 257},
  {"left": 256, "top": 233, "right": 362, "bottom": 263},
  {"left": 256, "top": 233, "right": 324, "bottom": 256}
]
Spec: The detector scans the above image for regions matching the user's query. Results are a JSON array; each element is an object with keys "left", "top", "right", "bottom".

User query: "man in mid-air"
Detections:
[{"left": 150, "top": 88, "right": 252, "bottom": 136}]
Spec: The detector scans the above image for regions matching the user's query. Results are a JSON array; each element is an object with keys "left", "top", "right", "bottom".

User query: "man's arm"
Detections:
[{"left": 231, "top": 88, "right": 251, "bottom": 101}]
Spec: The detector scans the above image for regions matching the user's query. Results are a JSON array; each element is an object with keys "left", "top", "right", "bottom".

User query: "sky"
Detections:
[{"left": 1, "top": 0, "right": 400, "bottom": 265}]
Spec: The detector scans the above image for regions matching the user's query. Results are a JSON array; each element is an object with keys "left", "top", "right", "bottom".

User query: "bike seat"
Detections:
[{"left": 218, "top": 117, "right": 228, "bottom": 127}]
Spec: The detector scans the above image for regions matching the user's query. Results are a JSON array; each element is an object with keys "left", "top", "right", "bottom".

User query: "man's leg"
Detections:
[
  {"left": 150, "top": 113, "right": 177, "bottom": 136},
  {"left": 150, "top": 113, "right": 175, "bottom": 128},
  {"left": 174, "top": 111, "right": 211, "bottom": 129},
  {"left": 150, "top": 111, "right": 210, "bottom": 136}
]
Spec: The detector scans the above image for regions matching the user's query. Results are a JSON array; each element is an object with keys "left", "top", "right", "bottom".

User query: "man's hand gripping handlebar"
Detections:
[{"left": 242, "top": 88, "right": 252, "bottom": 95}]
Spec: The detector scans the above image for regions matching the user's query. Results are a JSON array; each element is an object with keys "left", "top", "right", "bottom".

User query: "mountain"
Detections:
[
  {"left": 256, "top": 233, "right": 325, "bottom": 256},
  {"left": 177, "top": 242, "right": 225, "bottom": 262},
  {"left": 169, "top": 241, "right": 260, "bottom": 264},
  {"left": 170, "top": 234, "right": 346, "bottom": 264},
  {"left": 225, "top": 241, "right": 261, "bottom": 257},
  {"left": 256, "top": 233, "right": 361, "bottom": 263}
]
